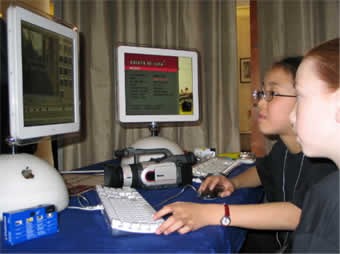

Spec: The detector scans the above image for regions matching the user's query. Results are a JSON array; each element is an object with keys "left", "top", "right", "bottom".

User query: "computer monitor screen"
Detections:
[
  {"left": 117, "top": 45, "right": 199, "bottom": 123},
  {"left": 6, "top": 6, "right": 80, "bottom": 142}
]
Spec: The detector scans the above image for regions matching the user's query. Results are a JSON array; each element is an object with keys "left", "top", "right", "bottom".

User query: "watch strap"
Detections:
[
  {"left": 224, "top": 204, "right": 230, "bottom": 217},
  {"left": 220, "top": 204, "right": 231, "bottom": 226}
]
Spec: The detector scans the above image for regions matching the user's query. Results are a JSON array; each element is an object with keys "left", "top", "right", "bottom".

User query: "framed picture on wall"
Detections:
[{"left": 240, "top": 58, "right": 251, "bottom": 83}]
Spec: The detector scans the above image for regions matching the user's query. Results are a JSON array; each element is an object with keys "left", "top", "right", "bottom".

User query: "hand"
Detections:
[
  {"left": 153, "top": 202, "right": 213, "bottom": 235},
  {"left": 198, "top": 175, "right": 235, "bottom": 197}
]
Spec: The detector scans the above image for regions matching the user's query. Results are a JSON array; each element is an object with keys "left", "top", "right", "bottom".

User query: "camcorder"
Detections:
[{"left": 104, "top": 148, "right": 197, "bottom": 189}]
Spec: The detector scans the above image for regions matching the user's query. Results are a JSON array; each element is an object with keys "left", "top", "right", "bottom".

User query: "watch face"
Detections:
[{"left": 221, "top": 216, "right": 231, "bottom": 226}]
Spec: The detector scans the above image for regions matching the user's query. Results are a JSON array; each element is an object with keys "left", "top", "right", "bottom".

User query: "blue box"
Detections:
[{"left": 3, "top": 204, "right": 59, "bottom": 245}]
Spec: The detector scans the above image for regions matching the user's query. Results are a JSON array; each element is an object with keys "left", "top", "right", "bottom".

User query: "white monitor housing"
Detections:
[
  {"left": 0, "top": 5, "right": 79, "bottom": 220},
  {"left": 7, "top": 5, "right": 80, "bottom": 143},
  {"left": 117, "top": 45, "right": 199, "bottom": 124}
]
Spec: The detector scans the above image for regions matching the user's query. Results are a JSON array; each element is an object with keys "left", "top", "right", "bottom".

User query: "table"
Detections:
[{"left": 1, "top": 163, "right": 263, "bottom": 253}]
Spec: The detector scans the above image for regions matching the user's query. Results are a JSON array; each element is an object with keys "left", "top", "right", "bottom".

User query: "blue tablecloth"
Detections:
[{"left": 1, "top": 165, "right": 263, "bottom": 253}]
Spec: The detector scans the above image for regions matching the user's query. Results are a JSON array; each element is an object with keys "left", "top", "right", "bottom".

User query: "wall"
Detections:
[
  {"left": 0, "top": 0, "right": 50, "bottom": 15},
  {"left": 237, "top": 4, "right": 251, "bottom": 151}
]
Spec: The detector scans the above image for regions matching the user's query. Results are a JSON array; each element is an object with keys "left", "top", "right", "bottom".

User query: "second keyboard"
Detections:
[{"left": 192, "top": 157, "right": 242, "bottom": 178}]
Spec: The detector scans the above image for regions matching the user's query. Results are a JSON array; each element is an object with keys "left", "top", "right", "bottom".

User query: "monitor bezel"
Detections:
[
  {"left": 6, "top": 5, "right": 80, "bottom": 142},
  {"left": 117, "top": 45, "right": 200, "bottom": 123}
]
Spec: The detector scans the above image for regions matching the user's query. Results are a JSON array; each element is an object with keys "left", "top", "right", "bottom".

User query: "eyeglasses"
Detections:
[{"left": 252, "top": 89, "right": 297, "bottom": 102}]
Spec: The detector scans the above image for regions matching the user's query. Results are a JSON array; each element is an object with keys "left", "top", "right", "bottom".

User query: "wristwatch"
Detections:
[{"left": 220, "top": 204, "right": 231, "bottom": 226}]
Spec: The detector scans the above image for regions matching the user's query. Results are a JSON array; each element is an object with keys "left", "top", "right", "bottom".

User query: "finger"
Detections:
[
  {"left": 155, "top": 215, "right": 175, "bottom": 234},
  {"left": 198, "top": 177, "right": 212, "bottom": 192},
  {"left": 153, "top": 205, "right": 173, "bottom": 220},
  {"left": 178, "top": 225, "right": 192, "bottom": 235},
  {"left": 199, "top": 177, "right": 217, "bottom": 192},
  {"left": 163, "top": 219, "right": 186, "bottom": 235},
  {"left": 208, "top": 178, "right": 219, "bottom": 190},
  {"left": 220, "top": 189, "right": 232, "bottom": 197},
  {"left": 155, "top": 216, "right": 182, "bottom": 235}
]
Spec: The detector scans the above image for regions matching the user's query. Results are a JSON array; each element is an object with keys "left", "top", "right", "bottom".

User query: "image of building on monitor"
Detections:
[{"left": 22, "top": 21, "right": 74, "bottom": 126}]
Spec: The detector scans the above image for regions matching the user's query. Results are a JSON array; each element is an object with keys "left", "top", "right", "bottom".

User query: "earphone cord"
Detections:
[{"left": 277, "top": 151, "right": 305, "bottom": 250}]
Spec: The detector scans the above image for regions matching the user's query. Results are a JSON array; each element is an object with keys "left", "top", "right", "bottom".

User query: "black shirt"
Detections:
[
  {"left": 292, "top": 170, "right": 339, "bottom": 253},
  {"left": 255, "top": 138, "right": 337, "bottom": 248},
  {"left": 256, "top": 139, "right": 337, "bottom": 207}
]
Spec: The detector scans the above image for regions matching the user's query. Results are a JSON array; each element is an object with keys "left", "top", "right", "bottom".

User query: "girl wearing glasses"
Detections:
[
  {"left": 153, "top": 57, "right": 337, "bottom": 252},
  {"left": 290, "top": 38, "right": 339, "bottom": 252}
]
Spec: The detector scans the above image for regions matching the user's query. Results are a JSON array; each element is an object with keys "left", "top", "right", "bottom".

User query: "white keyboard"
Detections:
[
  {"left": 192, "top": 157, "right": 242, "bottom": 178},
  {"left": 96, "top": 185, "right": 164, "bottom": 234}
]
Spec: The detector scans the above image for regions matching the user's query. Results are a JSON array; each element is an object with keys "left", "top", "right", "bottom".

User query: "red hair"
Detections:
[{"left": 304, "top": 38, "right": 339, "bottom": 90}]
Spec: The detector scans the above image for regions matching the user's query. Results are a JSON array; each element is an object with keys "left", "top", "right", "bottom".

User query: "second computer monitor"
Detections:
[{"left": 116, "top": 45, "right": 199, "bottom": 124}]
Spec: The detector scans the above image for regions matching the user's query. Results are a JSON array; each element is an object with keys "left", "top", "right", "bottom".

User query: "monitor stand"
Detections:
[
  {"left": 0, "top": 151, "right": 69, "bottom": 221},
  {"left": 120, "top": 122, "right": 184, "bottom": 165}
]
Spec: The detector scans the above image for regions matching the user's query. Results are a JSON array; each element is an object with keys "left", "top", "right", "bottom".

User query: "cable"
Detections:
[
  {"left": 67, "top": 192, "right": 104, "bottom": 211},
  {"left": 68, "top": 184, "right": 197, "bottom": 212},
  {"left": 68, "top": 204, "right": 104, "bottom": 211},
  {"left": 75, "top": 193, "right": 91, "bottom": 207},
  {"left": 154, "top": 184, "right": 198, "bottom": 208}
]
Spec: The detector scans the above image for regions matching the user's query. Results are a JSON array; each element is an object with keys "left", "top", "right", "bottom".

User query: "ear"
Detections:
[{"left": 336, "top": 89, "right": 340, "bottom": 123}]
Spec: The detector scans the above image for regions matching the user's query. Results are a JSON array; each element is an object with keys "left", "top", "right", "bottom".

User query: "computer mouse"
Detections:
[{"left": 198, "top": 185, "right": 224, "bottom": 200}]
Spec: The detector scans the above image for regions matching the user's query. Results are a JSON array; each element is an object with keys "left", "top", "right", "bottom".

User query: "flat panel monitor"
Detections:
[
  {"left": 6, "top": 5, "right": 80, "bottom": 142},
  {"left": 117, "top": 45, "right": 199, "bottom": 123}
]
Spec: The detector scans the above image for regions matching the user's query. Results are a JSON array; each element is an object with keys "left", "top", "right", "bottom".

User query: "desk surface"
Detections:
[{"left": 1, "top": 164, "right": 263, "bottom": 253}]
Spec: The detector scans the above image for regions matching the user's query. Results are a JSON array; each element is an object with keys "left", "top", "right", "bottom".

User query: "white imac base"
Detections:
[
  {"left": 0, "top": 153, "right": 69, "bottom": 221},
  {"left": 121, "top": 136, "right": 184, "bottom": 165}
]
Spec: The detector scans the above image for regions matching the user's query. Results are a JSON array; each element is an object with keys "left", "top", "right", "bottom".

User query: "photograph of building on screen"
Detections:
[{"left": 22, "top": 21, "right": 74, "bottom": 126}]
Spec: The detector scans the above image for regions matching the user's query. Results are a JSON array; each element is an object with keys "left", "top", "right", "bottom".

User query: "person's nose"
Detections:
[{"left": 256, "top": 96, "right": 266, "bottom": 110}]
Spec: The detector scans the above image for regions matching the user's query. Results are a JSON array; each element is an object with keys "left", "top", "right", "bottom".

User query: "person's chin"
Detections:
[
  {"left": 260, "top": 130, "right": 275, "bottom": 136},
  {"left": 297, "top": 137, "right": 313, "bottom": 154},
  {"left": 258, "top": 124, "right": 272, "bottom": 135},
  {"left": 300, "top": 143, "right": 315, "bottom": 157}
]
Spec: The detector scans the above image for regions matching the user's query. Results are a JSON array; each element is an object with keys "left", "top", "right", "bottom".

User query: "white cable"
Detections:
[{"left": 68, "top": 204, "right": 104, "bottom": 211}]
